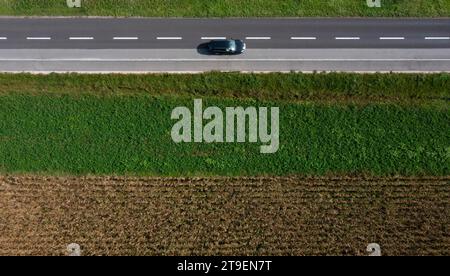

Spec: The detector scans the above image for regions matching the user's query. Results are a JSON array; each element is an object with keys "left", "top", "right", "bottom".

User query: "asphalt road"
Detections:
[
  {"left": 1, "top": 18, "right": 450, "bottom": 49},
  {"left": 1, "top": 18, "right": 450, "bottom": 72}
]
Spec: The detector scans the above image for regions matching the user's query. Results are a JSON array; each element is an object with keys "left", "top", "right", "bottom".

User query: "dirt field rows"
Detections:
[{"left": 0, "top": 176, "right": 449, "bottom": 256}]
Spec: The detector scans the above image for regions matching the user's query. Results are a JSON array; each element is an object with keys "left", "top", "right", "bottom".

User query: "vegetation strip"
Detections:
[
  {"left": 0, "top": 73, "right": 449, "bottom": 104},
  {"left": 0, "top": 0, "right": 449, "bottom": 17},
  {"left": 0, "top": 94, "right": 448, "bottom": 176}
]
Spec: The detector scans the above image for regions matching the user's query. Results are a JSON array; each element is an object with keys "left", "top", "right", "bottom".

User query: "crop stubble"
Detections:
[{"left": 0, "top": 176, "right": 448, "bottom": 256}]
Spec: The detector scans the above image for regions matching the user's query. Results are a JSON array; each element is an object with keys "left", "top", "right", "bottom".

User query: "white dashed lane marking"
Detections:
[
  {"left": 379, "top": 37, "right": 405, "bottom": 40},
  {"left": 0, "top": 37, "right": 7, "bottom": 40},
  {"left": 246, "top": 37, "right": 271, "bottom": 40},
  {"left": 113, "top": 37, "right": 139, "bottom": 40},
  {"left": 201, "top": 37, "right": 227, "bottom": 40},
  {"left": 27, "top": 37, "right": 51, "bottom": 40},
  {"left": 335, "top": 37, "right": 360, "bottom": 40},
  {"left": 425, "top": 37, "right": 450, "bottom": 40},
  {"left": 157, "top": 37, "right": 183, "bottom": 40},
  {"left": 10, "top": 35, "right": 450, "bottom": 43},
  {"left": 69, "top": 37, "right": 94, "bottom": 40},
  {"left": 291, "top": 37, "right": 317, "bottom": 40}
]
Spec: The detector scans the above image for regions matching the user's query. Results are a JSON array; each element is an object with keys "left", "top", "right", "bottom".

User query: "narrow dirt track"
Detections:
[{"left": 0, "top": 176, "right": 449, "bottom": 256}]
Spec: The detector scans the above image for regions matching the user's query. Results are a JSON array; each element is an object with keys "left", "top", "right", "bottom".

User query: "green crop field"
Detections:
[
  {"left": 0, "top": 93, "right": 448, "bottom": 176},
  {"left": 0, "top": 0, "right": 449, "bottom": 17},
  {"left": 0, "top": 73, "right": 448, "bottom": 176}
]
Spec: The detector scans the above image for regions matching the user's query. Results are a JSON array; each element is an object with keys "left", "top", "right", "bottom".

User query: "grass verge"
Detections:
[
  {"left": 1, "top": 72, "right": 450, "bottom": 105},
  {"left": 0, "top": 0, "right": 449, "bottom": 17}
]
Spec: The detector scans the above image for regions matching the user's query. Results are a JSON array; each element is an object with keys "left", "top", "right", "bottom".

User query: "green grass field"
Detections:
[
  {"left": 0, "top": 0, "right": 449, "bottom": 17},
  {"left": 0, "top": 93, "right": 448, "bottom": 176},
  {"left": 0, "top": 73, "right": 448, "bottom": 176}
]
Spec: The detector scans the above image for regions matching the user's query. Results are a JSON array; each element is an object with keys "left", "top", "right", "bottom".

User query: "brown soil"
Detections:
[{"left": 0, "top": 176, "right": 449, "bottom": 256}]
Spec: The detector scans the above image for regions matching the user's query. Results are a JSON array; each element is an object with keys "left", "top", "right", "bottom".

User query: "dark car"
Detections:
[{"left": 207, "top": 39, "right": 246, "bottom": 55}]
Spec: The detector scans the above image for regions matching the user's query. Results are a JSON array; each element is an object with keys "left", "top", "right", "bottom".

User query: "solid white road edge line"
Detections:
[{"left": 2, "top": 58, "right": 450, "bottom": 61}]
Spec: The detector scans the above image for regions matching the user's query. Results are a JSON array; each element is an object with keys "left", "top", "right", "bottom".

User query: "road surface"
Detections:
[{"left": 0, "top": 18, "right": 449, "bottom": 72}]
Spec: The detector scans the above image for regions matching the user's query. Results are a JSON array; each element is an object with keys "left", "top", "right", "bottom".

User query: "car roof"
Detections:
[{"left": 210, "top": 40, "right": 234, "bottom": 47}]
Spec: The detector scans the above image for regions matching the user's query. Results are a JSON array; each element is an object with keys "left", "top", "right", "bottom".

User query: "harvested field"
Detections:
[{"left": 0, "top": 176, "right": 449, "bottom": 256}]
